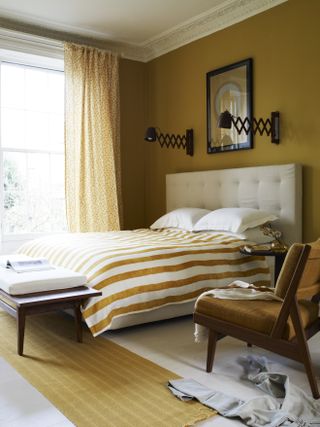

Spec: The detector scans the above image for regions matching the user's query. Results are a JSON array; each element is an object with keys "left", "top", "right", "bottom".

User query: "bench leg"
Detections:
[
  {"left": 17, "top": 309, "right": 26, "bottom": 356},
  {"left": 74, "top": 303, "right": 83, "bottom": 343},
  {"left": 206, "top": 329, "right": 218, "bottom": 372}
]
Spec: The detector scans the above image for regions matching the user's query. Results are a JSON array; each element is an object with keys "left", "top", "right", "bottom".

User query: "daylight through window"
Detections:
[{"left": 1, "top": 62, "right": 66, "bottom": 236}]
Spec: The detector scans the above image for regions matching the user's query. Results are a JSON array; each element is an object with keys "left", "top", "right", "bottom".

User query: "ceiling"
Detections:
[
  {"left": 0, "top": 0, "right": 287, "bottom": 61},
  {"left": 0, "top": 0, "right": 226, "bottom": 44}
]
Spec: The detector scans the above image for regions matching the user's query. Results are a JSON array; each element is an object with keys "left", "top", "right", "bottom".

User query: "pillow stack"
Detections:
[
  {"left": 150, "top": 207, "right": 278, "bottom": 244},
  {"left": 193, "top": 207, "right": 277, "bottom": 233},
  {"left": 150, "top": 208, "right": 210, "bottom": 232}
]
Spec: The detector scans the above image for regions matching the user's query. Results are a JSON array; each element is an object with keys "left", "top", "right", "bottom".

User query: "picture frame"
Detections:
[{"left": 207, "top": 58, "right": 253, "bottom": 154}]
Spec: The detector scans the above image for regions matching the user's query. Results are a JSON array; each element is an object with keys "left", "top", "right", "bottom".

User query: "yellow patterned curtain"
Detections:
[{"left": 64, "top": 42, "right": 122, "bottom": 232}]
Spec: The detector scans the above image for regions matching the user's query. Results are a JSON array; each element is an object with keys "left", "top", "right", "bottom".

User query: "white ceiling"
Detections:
[
  {"left": 0, "top": 0, "right": 236, "bottom": 44},
  {"left": 0, "top": 0, "right": 287, "bottom": 61}
]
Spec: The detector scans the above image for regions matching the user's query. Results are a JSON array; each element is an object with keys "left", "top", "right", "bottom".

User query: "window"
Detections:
[{"left": 0, "top": 61, "right": 66, "bottom": 240}]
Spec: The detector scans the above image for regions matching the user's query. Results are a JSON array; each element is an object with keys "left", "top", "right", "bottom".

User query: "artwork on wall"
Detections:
[{"left": 207, "top": 58, "right": 253, "bottom": 154}]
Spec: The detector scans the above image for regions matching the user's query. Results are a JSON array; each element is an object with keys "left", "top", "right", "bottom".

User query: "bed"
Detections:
[{"left": 18, "top": 163, "right": 302, "bottom": 336}]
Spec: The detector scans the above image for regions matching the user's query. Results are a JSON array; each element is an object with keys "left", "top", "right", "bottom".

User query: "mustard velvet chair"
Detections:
[{"left": 194, "top": 240, "right": 320, "bottom": 398}]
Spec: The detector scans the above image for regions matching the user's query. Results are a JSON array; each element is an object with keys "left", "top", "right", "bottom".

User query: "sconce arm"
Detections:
[
  {"left": 155, "top": 129, "right": 194, "bottom": 156},
  {"left": 231, "top": 111, "right": 280, "bottom": 144}
]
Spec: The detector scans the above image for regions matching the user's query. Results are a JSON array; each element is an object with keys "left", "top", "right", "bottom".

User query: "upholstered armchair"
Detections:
[{"left": 194, "top": 240, "right": 320, "bottom": 398}]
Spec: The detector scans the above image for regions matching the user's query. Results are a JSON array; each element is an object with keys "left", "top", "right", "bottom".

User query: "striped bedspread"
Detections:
[{"left": 18, "top": 229, "right": 270, "bottom": 336}]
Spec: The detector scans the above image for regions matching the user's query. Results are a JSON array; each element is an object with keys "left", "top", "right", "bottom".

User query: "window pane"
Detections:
[
  {"left": 25, "top": 110, "right": 50, "bottom": 150},
  {"left": 3, "top": 152, "right": 28, "bottom": 234},
  {"left": 1, "top": 61, "right": 66, "bottom": 236},
  {"left": 3, "top": 152, "right": 67, "bottom": 234},
  {"left": 1, "top": 108, "right": 26, "bottom": 149},
  {"left": 49, "top": 113, "right": 64, "bottom": 149},
  {"left": 1, "top": 64, "right": 25, "bottom": 109},
  {"left": 25, "top": 67, "right": 48, "bottom": 112},
  {"left": 48, "top": 72, "right": 65, "bottom": 114},
  {"left": 1, "top": 63, "right": 64, "bottom": 152}
]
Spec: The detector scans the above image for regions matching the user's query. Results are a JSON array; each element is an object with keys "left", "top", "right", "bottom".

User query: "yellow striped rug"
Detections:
[{"left": 0, "top": 310, "right": 216, "bottom": 426}]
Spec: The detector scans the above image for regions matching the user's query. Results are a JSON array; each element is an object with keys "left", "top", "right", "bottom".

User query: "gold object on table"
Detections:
[
  {"left": 270, "top": 240, "right": 288, "bottom": 252},
  {"left": 260, "top": 223, "right": 288, "bottom": 252}
]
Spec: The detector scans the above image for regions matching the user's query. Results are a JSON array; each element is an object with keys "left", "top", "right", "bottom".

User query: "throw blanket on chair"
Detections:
[{"left": 194, "top": 280, "right": 283, "bottom": 343}]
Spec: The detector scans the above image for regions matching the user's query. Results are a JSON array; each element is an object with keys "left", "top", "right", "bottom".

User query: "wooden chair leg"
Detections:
[
  {"left": 291, "top": 301, "right": 319, "bottom": 399},
  {"left": 74, "top": 303, "right": 83, "bottom": 343},
  {"left": 17, "top": 308, "right": 26, "bottom": 356},
  {"left": 206, "top": 329, "right": 218, "bottom": 373}
]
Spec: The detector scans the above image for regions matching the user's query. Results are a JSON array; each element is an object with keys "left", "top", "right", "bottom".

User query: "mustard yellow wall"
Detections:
[
  {"left": 145, "top": 0, "right": 320, "bottom": 242},
  {"left": 120, "top": 59, "right": 146, "bottom": 229}
]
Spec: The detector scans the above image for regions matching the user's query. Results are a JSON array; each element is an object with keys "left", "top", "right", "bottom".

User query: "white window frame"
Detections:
[{"left": 0, "top": 30, "right": 65, "bottom": 251}]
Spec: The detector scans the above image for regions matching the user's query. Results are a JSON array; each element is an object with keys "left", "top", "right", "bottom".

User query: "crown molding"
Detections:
[
  {"left": 0, "top": 27, "right": 63, "bottom": 58},
  {"left": 0, "top": 25, "right": 148, "bottom": 62},
  {"left": 141, "top": 0, "right": 287, "bottom": 62},
  {"left": 0, "top": 0, "right": 287, "bottom": 63}
]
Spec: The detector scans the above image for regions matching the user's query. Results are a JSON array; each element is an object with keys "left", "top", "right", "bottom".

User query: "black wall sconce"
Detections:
[
  {"left": 218, "top": 110, "right": 280, "bottom": 144},
  {"left": 144, "top": 127, "right": 194, "bottom": 156}
]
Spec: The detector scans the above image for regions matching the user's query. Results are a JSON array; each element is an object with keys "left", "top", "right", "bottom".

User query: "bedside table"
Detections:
[{"left": 240, "top": 246, "right": 288, "bottom": 284}]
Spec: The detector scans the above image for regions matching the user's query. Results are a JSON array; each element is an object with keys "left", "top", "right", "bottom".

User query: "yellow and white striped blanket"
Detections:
[{"left": 18, "top": 229, "right": 270, "bottom": 336}]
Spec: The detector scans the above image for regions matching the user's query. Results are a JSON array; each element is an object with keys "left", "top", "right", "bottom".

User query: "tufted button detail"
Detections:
[{"left": 167, "top": 166, "right": 298, "bottom": 245}]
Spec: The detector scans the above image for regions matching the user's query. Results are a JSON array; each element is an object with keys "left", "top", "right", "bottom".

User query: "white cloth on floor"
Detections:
[
  {"left": 168, "top": 355, "right": 320, "bottom": 427},
  {"left": 194, "top": 280, "right": 282, "bottom": 343}
]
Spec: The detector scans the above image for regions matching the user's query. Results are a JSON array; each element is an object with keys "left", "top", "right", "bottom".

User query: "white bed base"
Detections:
[{"left": 108, "top": 163, "right": 302, "bottom": 330}]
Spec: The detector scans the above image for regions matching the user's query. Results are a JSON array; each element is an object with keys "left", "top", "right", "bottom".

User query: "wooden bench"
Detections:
[{"left": 0, "top": 286, "right": 102, "bottom": 355}]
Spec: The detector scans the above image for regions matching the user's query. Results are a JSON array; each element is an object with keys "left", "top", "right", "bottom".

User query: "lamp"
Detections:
[
  {"left": 144, "top": 127, "right": 194, "bottom": 156},
  {"left": 218, "top": 110, "right": 280, "bottom": 144}
]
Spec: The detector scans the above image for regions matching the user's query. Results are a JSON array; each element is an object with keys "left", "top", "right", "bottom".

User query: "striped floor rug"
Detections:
[{"left": 0, "top": 310, "right": 216, "bottom": 426}]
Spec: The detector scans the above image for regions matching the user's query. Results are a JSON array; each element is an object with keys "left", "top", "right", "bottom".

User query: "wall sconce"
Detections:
[
  {"left": 144, "top": 127, "right": 194, "bottom": 156},
  {"left": 218, "top": 110, "right": 280, "bottom": 144}
]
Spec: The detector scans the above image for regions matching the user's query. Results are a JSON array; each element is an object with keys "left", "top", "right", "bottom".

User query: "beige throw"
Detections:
[{"left": 194, "top": 280, "right": 282, "bottom": 342}]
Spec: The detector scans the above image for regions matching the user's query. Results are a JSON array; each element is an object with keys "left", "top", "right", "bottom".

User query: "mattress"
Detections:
[{"left": 18, "top": 228, "right": 270, "bottom": 336}]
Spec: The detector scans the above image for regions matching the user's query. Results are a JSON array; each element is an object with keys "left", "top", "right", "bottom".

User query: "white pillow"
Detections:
[
  {"left": 221, "top": 227, "right": 275, "bottom": 244},
  {"left": 150, "top": 208, "right": 211, "bottom": 231},
  {"left": 193, "top": 207, "right": 278, "bottom": 233}
]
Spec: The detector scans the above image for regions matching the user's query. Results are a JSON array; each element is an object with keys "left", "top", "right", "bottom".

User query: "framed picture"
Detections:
[{"left": 207, "top": 58, "right": 253, "bottom": 154}]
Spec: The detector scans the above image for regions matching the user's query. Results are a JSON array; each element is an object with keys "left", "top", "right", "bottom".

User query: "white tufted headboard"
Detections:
[{"left": 166, "top": 163, "right": 302, "bottom": 244}]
